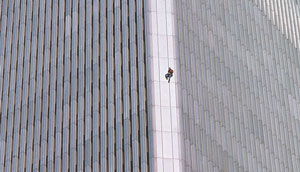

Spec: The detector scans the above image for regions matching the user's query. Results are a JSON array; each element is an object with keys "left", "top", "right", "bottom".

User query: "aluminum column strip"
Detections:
[
  {"left": 54, "top": 0, "right": 65, "bottom": 171},
  {"left": 47, "top": 0, "right": 58, "bottom": 171},
  {"left": 92, "top": 0, "right": 100, "bottom": 171},
  {"left": 18, "top": 0, "right": 33, "bottom": 170},
  {"left": 11, "top": 0, "right": 26, "bottom": 170},
  {"left": 121, "top": 0, "right": 131, "bottom": 171},
  {"left": 25, "top": 0, "right": 38, "bottom": 170},
  {"left": 107, "top": 0, "right": 115, "bottom": 171},
  {"left": 4, "top": 0, "right": 20, "bottom": 171},
  {"left": 85, "top": 0, "right": 92, "bottom": 171},
  {"left": 62, "top": 0, "right": 72, "bottom": 171},
  {"left": 0, "top": 0, "right": 2, "bottom": 25},
  {"left": 77, "top": 0, "right": 85, "bottom": 170},
  {"left": 114, "top": 0, "right": 123, "bottom": 171},
  {"left": 129, "top": 0, "right": 139, "bottom": 171},
  {"left": 137, "top": 0, "right": 148, "bottom": 171},
  {"left": 40, "top": 0, "right": 52, "bottom": 171},
  {"left": 70, "top": 0, "right": 79, "bottom": 171},
  {"left": 99, "top": 0, "right": 107, "bottom": 171},
  {"left": 32, "top": 0, "right": 45, "bottom": 171},
  {"left": 0, "top": 0, "right": 8, "bottom": 115},
  {"left": 0, "top": 2, "right": 15, "bottom": 168}
]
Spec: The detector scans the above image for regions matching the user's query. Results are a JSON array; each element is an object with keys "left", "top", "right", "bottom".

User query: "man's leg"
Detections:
[
  {"left": 165, "top": 73, "right": 169, "bottom": 80},
  {"left": 168, "top": 75, "right": 172, "bottom": 83}
]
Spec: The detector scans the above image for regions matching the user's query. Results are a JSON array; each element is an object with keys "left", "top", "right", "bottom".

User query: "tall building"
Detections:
[{"left": 0, "top": 0, "right": 300, "bottom": 171}]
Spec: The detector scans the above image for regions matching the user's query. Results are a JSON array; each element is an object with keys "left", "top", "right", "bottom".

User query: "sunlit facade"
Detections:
[{"left": 175, "top": 0, "right": 300, "bottom": 171}]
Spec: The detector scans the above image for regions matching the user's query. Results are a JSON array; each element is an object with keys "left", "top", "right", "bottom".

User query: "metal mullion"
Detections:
[
  {"left": 187, "top": 0, "right": 198, "bottom": 170},
  {"left": 62, "top": 0, "right": 71, "bottom": 171},
  {"left": 39, "top": 0, "right": 52, "bottom": 171},
  {"left": 176, "top": 0, "right": 187, "bottom": 169},
  {"left": 181, "top": 0, "right": 192, "bottom": 170},
  {"left": 288, "top": 0, "right": 298, "bottom": 47},
  {"left": 129, "top": 0, "right": 139, "bottom": 170},
  {"left": 70, "top": 0, "right": 79, "bottom": 171},
  {"left": 107, "top": 0, "right": 115, "bottom": 171},
  {"left": 99, "top": 0, "right": 107, "bottom": 171},
  {"left": 24, "top": 0, "right": 39, "bottom": 170},
  {"left": 91, "top": 0, "right": 100, "bottom": 171},
  {"left": 31, "top": 0, "right": 45, "bottom": 170},
  {"left": 11, "top": 0, "right": 27, "bottom": 170},
  {"left": 54, "top": 0, "right": 65, "bottom": 171},
  {"left": 85, "top": 0, "right": 92, "bottom": 171},
  {"left": 136, "top": 0, "right": 147, "bottom": 171},
  {"left": 279, "top": 0, "right": 288, "bottom": 37},
  {"left": 77, "top": 0, "right": 85, "bottom": 170},
  {"left": 143, "top": 0, "right": 153, "bottom": 170},
  {"left": 290, "top": 1, "right": 300, "bottom": 48},
  {"left": 17, "top": 0, "right": 33, "bottom": 170},
  {"left": 121, "top": 0, "right": 131, "bottom": 171},
  {"left": 273, "top": 0, "right": 279, "bottom": 28},
  {"left": 283, "top": 0, "right": 292, "bottom": 42},
  {"left": 0, "top": 2, "right": 15, "bottom": 166},
  {"left": 192, "top": 0, "right": 202, "bottom": 171},
  {"left": 4, "top": 0, "right": 20, "bottom": 171},
  {"left": 47, "top": 0, "right": 58, "bottom": 171},
  {"left": 275, "top": 0, "right": 283, "bottom": 34},
  {"left": 296, "top": 5, "right": 300, "bottom": 49},
  {"left": 92, "top": 0, "right": 100, "bottom": 171},
  {"left": 0, "top": 0, "right": 2, "bottom": 24},
  {"left": 0, "top": 0, "right": 8, "bottom": 115},
  {"left": 114, "top": 0, "right": 123, "bottom": 171},
  {"left": 175, "top": 0, "right": 186, "bottom": 171}
]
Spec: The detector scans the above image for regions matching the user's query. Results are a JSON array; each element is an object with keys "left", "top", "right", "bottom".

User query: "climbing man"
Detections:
[{"left": 165, "top": 67, "right": 174, "bottom": 83}]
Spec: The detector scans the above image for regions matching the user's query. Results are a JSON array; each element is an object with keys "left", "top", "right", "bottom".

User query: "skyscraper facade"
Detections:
[
  {"left": 0, "top": 0, "right": 300, "bottom": 172},
  {"left": 174, "top": 0, "right": 300, "bottom": 171}
]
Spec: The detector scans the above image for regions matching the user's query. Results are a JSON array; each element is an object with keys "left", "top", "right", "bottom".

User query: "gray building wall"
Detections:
[
  {"left": 1, "top": 0, "right": 300, "bottom": 171},
  {"left": 0, "top": 0, "right": 150, "bottom": 171},
  {"left": 175, "top": 0, "right": 300, "bottom": 171}
]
